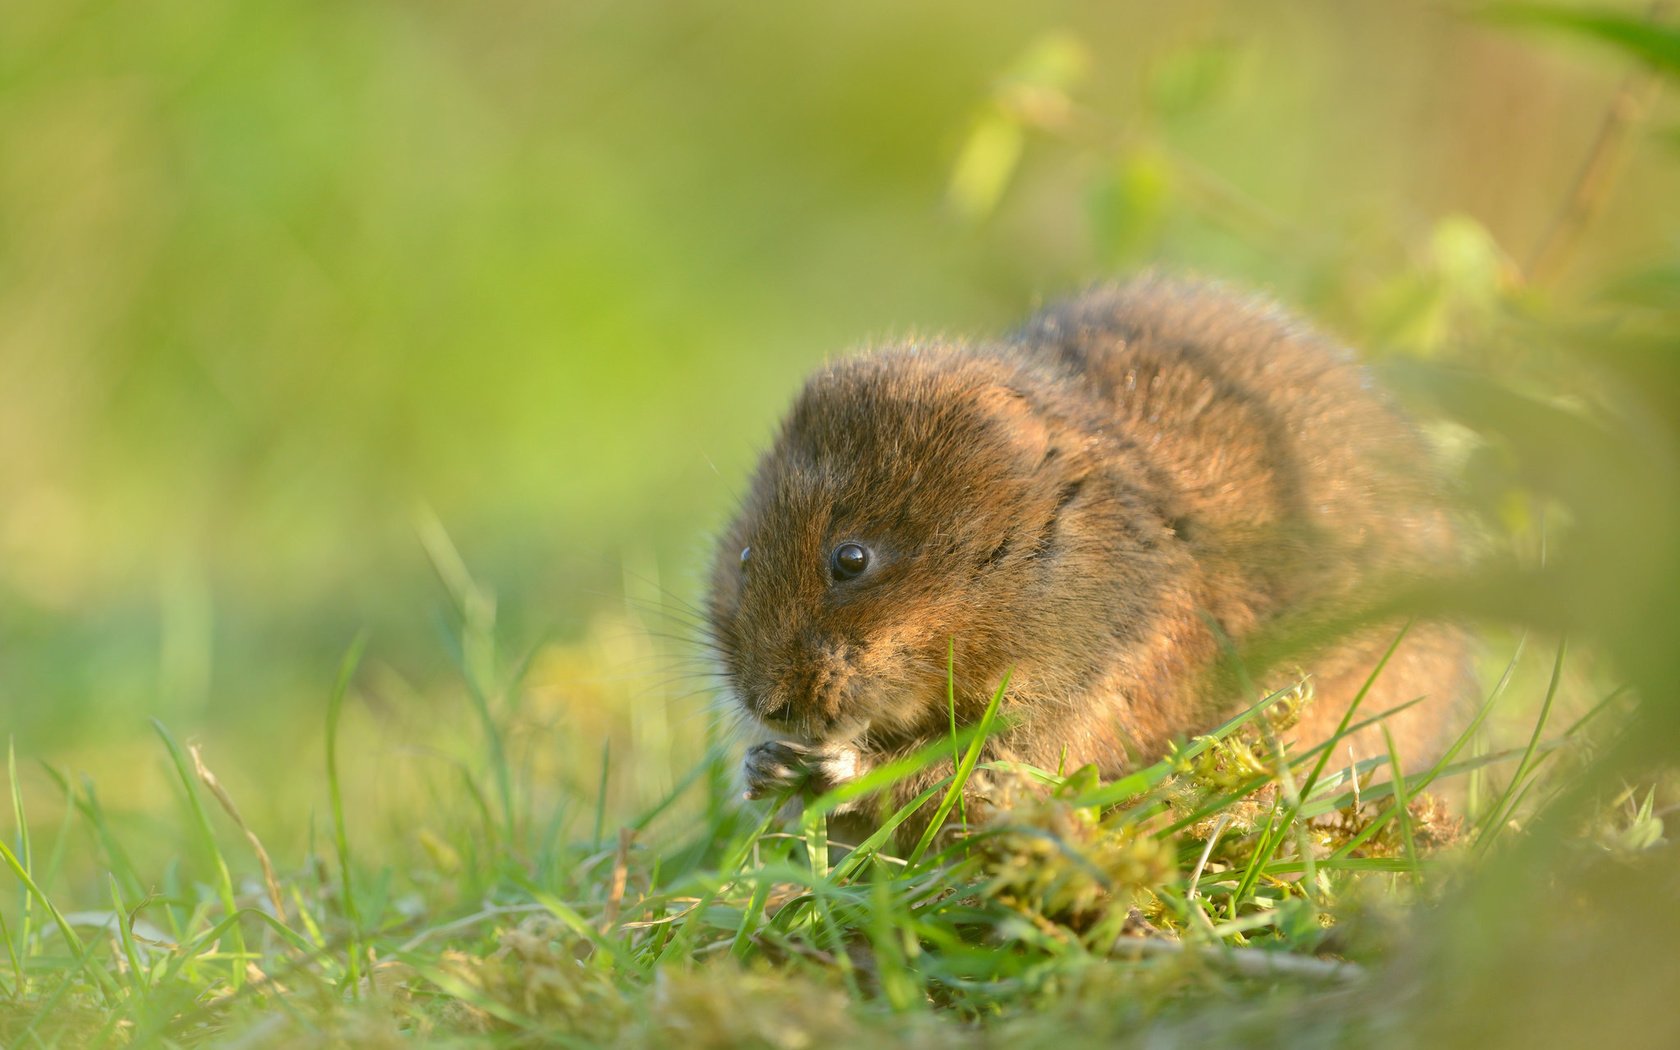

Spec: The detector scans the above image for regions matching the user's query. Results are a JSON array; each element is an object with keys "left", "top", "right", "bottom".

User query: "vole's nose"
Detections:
[{"left": 761, "top": 696, "right": 793, "bottom": 723}]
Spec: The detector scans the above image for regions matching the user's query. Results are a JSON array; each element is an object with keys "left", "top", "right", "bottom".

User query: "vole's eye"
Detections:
[
  {"left": 739, "top": 546, "right": 751, "bottom": 568},
  {"left": 830, "top": 541, "right": 870, "bottom": 580}
]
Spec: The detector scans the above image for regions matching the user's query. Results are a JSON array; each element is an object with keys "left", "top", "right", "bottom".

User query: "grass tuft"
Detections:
[{"left": 0, "top": 624, "right": 1655, "bottom": 1048}]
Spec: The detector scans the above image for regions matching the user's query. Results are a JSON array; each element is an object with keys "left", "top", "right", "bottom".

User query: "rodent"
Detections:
[{"left": 706, "top": 275, "right": 1473, "bottom": 844}]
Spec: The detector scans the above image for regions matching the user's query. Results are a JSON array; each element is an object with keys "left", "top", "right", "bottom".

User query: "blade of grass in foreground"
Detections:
[
  {"left": 0, "top": 832, "right": 89, "bottom": 977},
  {"left": 152, "top": 720, "right": 247, "bottom": 990},
  {"left": 326, "top": 631, "right": 369, "bottom": 995},
  {"left": 1298, "top": 621, "right": 1411, "bottom": 800},
  {"left": 656, "top": 802, "right": 784, "bottom": 965},
  {"left": 827, "top": 782, "right": 950, "bottom": 883},
  {"left": 1501, "top": 683, "right": 1628, "bottom": 821},
  {"left": 801, "top": 804, "right": 829, "bottom": 881},
  {"left": 0, "top": 900, "right": 16, "bottom": 998},
  {"left": 908, "top": 668, "right": 1012, "bottom": 867},
  {"left": 947, "top": 637, "right": 964, "bottom": 827},
  {"left": 9, "top": 739, "right": 34, "bottom": 958},
  {"left": 1381, "top": 725, "right": 1422, "bottom": 884},
  {"left": 729, "top": 878, "right": 775, "bottom": 960},
  {"left": 418, "top": 509, "right": 514, "bottom": 839},
  {"left": 107, "top": 876, "right": 146, "bottom": 996},
  {"left": 31, "top": 763, "right": 80, "bottom": 941},
  {"left": 2, "top": 743, "right": 118, "bottom": 1004},
  {"left": 1375, "top": 633, "right": 1528, "bottom": 811},
  {"left": 1475, "top": 635, "right": 1567, "bottom": 852},
  {"left": 592, "top": 738, "right": 610, "bottom": 851},
  {"left": 867, "top": 855, "right": 922, "bottom": 1012}
]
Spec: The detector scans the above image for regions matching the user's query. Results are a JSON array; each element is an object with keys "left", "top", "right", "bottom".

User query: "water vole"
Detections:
[{"left": 707, "top": 276, "right": 1471, "bottom": 840}]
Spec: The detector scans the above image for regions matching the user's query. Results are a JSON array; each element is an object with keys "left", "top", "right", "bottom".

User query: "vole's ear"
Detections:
[{"left": 976, "top": 384, "right": 1052, "bottom": 465}]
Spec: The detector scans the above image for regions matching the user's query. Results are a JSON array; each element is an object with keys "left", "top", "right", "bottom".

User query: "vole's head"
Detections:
[{"left": 707, "top": 344, "right": 1146, "bottom": 748}]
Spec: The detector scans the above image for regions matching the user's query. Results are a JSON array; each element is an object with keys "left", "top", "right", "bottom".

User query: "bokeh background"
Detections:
[{"left": 3, "top": 1, "right": 1677, "bottom": 869}]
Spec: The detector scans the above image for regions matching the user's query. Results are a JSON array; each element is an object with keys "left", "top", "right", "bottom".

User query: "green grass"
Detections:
[{"left": 0, "top": 596, "right": 1646, "bottom": 1048}]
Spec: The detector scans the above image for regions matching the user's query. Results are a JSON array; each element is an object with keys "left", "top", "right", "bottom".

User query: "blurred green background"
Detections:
[{"left": 2, "top": 1, "right": 1677, "bottom": 840}]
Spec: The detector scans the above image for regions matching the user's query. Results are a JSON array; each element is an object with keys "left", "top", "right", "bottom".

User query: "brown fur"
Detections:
[{"left": 707, "top": 276, "right": 1473, "bottom": 846}]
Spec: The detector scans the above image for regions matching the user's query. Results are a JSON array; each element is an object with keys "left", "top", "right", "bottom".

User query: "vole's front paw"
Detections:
[
  {"left": 743, "top": 741, "right": 811, "bottom": 800},
  {"left": 743, "top": 741, "right": 866, "bottom": 801}
]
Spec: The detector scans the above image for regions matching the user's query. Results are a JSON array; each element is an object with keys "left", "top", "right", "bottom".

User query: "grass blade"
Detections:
[
  {"left": 907, "top": 668, "right": 1012, "bottom": 867},
  {"left": 1476, "top": 636, "right": 1567, "bottom": 851},
  {"left": 151, "top": 720, "right": 247, "bottom": 990},
  {"left": 9, "top": 739, "right": 34, "bottom": 958},
  {"left": 326, "top": 631, "right": 370, "bottom": 993}
]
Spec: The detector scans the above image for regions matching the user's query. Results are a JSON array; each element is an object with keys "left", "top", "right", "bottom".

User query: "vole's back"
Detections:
[
  {"left": 1009, "top": 277, "right": 1469, "bottom": 759},
  {"left": 1017, "top": 279, "right": 1446, "bottom": 562}
]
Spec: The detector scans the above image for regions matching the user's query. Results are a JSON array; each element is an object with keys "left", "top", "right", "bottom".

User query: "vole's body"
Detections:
[{"left": 708, "top": 277, "right": 1470, "bottom": 842}]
